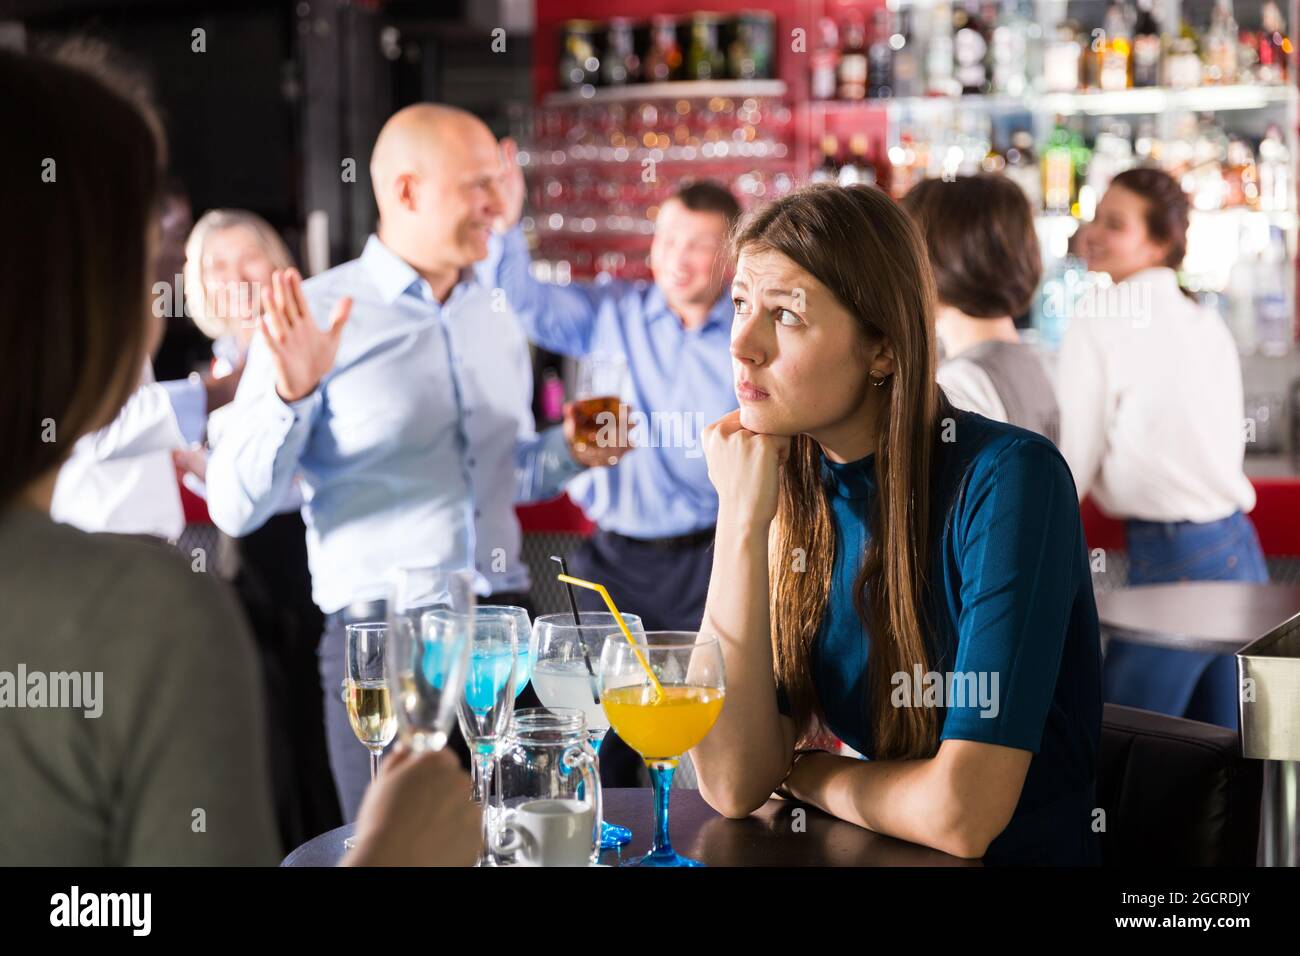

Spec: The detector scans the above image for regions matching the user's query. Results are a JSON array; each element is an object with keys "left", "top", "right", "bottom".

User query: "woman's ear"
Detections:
[
  {"left": 1149, "top": 237, "right": 1174, "bottom": 270},
  {"left": 871, "top": 338, "right": 897, "bottom": 379}
]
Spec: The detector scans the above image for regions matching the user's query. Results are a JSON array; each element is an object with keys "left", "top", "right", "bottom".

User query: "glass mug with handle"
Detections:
[
  {"left": 493, "top": 708, "right": 601, "bottom": 866},
  {"left": 531, "top": 611, "right": 643, "bottom": 849},
  {"left": 341, "top": 622, "right": 396, "bottom": 851}
]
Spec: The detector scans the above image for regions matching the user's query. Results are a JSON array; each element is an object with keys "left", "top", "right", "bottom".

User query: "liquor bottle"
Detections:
[
  {"left": 1043, "top": 119, "right": 1075, "bottom": 215},
  {"left": 1131, "top": 0, "right": 1161, "bottom": 87},
  {"left": 811, "top": 18, "right": 841, "bottom": 100},
  {"left": 991, "top": 0, "right": 1030, "bottom": 96},
  {"left": 927, "top": 2, "right": 959, "bottom": 96},
  {"left": 686, "top": 13, "right": 727, "bottom": 80},
  {"left": 1190, "top": 116, "right": 1229, "bottom": 209},
  {"left": 1084, "top": 122, "right": 1133, "bottom": 217},
  {"left": 1164, "top": 27, "right": 1201, "bottom": 88},
  {"left": 644, "top": 15, "right": 683, "bottom": 83},
  {"left": 1091, "top": 0, "right": 1132, "bottom": 91},
  {"left": 982, "top": 139, "right": 1007, "bottom": 173},
  {"left": 1255, "top": 227, "right": 1292, "bottom": 356},
  {"left": 839, "top": 134, "right": 878, "bottom": 186},
  {"left": 811, "top": 135, "right": 841, "bottom": 183},
  {"left": 1225, "top": 251, "right": 1259, "bottom": 353},
  {"left": 838, "top": 15, "right": 869, "bottom": 100},
  {"left": 1005, "top": 129, "right": 1041, "bottom": 209},
  {"left": 868, "top": 9, "right": 895, "bottom": 98},
  {"left": 1223, "top": 136, "right": 1260, "bottom": 209},
  {"left": 952, "top": 0, "right": 991, "bottom": 94},
  {"left": 559, "top": 20, "right": 601, "bottom": 90},
  {"left": 1043, "top": 22, "right": 1083, "bottom": 92},
  {"left": 602, "top": 18, "right": 640, "bottom": 87},
  {"left": 1258, "top": 124, "right": 1291, "bottom": 211},
  {"left": 1133, "top": 119, "right": 1157, "bottom": 164},
  {"left": 892, "top": 7, "right": 921, "bottom": 98},
  {"left": 1203, "top": 0, "right": 1239, "bottom": 85},
  {"left": 729, "top": 11, "right": 775, "bottom": 80},
  {"left": 1258, "top": 1, "right": 1292, "bottom": 84},
  {"left": 888, "top": 132, "right": 920, "bottom": 199},
  {"left": 1067, "top": 117, "right": 1092, "bottom": 217}
]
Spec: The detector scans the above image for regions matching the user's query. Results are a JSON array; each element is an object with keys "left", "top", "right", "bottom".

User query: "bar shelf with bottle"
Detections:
[
  {"left": 544, "top": 78, "right": 787, "bottom": 105},
  {"left": 524, "top": 5, "right": 805, "bottom": 282},
  {"left": 805, "top": 0, "right": 1299, "bottom": 359}
]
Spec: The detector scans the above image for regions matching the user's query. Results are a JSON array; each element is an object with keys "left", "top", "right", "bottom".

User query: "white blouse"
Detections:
[{"left": 1057, "top": 266, "right": 1256, "bottom": 523}]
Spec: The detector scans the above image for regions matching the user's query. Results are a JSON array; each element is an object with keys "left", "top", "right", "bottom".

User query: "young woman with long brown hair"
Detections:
[{"left": 691, "top": 184, "right": 1102, "bottom": 864}]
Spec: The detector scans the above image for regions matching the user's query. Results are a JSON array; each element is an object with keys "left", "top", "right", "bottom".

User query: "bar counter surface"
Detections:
[{"left": 282, "top": 788, "right": 979, "bottom": 867}]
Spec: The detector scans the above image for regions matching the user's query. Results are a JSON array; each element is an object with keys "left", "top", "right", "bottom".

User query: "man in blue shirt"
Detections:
[
  {"left": 492, "top": 154, "right": 740, "bottom": 783},
  {"left": 206, "top": 104, "right": 628, "bottom": 819}
]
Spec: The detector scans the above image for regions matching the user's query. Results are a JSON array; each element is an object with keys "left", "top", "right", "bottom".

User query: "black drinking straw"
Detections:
[{"left": 550, "top": 555, "right": 601, "bottom": 704}]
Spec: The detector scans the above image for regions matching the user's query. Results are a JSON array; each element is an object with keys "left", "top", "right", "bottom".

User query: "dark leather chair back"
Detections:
[{"left": 1098, "top": 704, "right": 1262, "bottom": 866}]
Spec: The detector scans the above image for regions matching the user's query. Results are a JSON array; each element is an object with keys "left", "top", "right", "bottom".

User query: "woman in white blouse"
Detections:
[
  {"left": 180, "top": 209, "right": 340, "bottom": 847},
  {"left": 902, "top": 175, "right": 1059, "bottom": 443},
  {"left": 1057, "top": 167, "right": 1264, "bottom": 731}
]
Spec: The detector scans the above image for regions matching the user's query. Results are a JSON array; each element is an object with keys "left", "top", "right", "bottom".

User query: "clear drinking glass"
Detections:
[
  {"left": 599, "top": 631, "right": 726, "bottom": 867},
  {"left": 494, "top": 708, "right": 601, "bottom": 866},
  {"left": 531, "top": 611, "right": 643, "bottom": 848},
  {"left": 475, "top": 606, "right": 533, "bottom": 843},
  {"left": 477, "top": 606, "right": 533, "bottom": 698},
  {"left": 341, "top": 622, "right": 395, "bottom": 851},
  {"left": 572, "top": 352, "right": 629, "bottom": 463},
  {"left": 454, "top": 613, "right": 519, "bottom": 866},
  {"left": 385, "top": 566, "right": 474, "bottom": 753}
]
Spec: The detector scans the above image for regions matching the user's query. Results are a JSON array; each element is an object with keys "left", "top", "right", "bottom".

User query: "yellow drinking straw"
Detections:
[{"left": 556, "top": 573, "right": 666, "bottom": 704}]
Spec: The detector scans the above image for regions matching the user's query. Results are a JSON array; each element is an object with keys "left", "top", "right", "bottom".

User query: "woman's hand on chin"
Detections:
[{"left": 703, "top": 409, "right": 791, "bottom": 531}]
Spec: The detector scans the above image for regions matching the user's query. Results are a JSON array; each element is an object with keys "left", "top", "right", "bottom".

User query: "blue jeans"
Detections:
[{"left": 1102, "top": 511, "right": 1268, "bottom": 730}]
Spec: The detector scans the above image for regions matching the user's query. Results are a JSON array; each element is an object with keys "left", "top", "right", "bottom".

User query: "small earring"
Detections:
[{"left": 868, "top": 370, "right": 888, "bottom": 387}]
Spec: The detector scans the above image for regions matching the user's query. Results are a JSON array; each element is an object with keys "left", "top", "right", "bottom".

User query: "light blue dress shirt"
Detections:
[
  {"left": 491, "top": 226, "right": 738, "bottom": 538},
  {"left": 159, "top": 377, "right": 207, "bottom": 446},
  {"left": 205, "top": 235, "right": 584, "bottom": 614}
]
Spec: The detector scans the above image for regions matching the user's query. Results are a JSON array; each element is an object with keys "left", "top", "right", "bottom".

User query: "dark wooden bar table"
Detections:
[{"left": 282, "top": 788, "right": 977, "bottom": 867}]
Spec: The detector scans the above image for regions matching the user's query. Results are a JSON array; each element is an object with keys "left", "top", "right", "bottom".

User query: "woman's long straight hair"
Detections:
[
  {"left": 732, "top": 183, "right": 945, "bottom": 760},
  {"left": 1, "top": 40, "right": 165, "bottom": 508}
]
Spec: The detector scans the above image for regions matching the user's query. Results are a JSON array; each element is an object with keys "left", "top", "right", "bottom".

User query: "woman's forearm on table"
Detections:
[
  {"left": 692, "top": 513, "right": 793, "bottom": 816},
  {"left": 784, "top": 752, "right": 986, "bottom": 859}
]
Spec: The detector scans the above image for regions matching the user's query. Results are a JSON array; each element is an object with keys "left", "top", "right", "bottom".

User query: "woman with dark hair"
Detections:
[
  {"left": 691, "top": 184, "right": 1102, "bottom": 864},
  {"left": 1059, "top": 167, "right": 1263, "bottom": 731},
  {"left": 0, "top": 42, "right": 477, "bottom": 866},
  {"left": 902, "top": 175, "right": 1058, "bottom": 443}
]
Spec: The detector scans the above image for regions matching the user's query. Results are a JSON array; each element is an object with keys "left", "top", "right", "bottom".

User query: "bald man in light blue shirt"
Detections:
[{"left": 207, "top": 104, "right": 628, "bottom": 818}]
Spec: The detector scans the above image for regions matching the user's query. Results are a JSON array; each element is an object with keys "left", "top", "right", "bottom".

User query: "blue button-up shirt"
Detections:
[
  {"left": 206, "top": 235, "right": 583, "bottom": 613},
  {"left": 491, "top": 226, "right": 737, "bottom": 538}
]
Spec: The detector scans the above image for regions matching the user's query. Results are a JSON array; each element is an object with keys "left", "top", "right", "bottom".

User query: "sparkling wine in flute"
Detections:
[
  {"left": 345, "top": 678, "right": 397, "bottom": 751},
  {"left": 570, "top": 395, "right": 621, "bottom": 452}
]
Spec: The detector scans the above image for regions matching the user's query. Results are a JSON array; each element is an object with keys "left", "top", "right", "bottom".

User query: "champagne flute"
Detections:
[
  {"left": 531, "top": 611, "right": 644, "bottom": 849},
  {"left": 341, "top": 622, "right": 395, "bottom": 850},
  {"left": 454, "top": 613, "right": 519, "bottom": 867},
  {"left": 599, "top": 631, "right": 725, "bottom": 867},
  {"left": 386, "top": 566, "right": 474, "bottom": 753}
]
